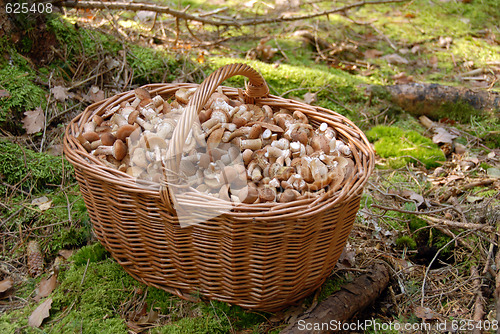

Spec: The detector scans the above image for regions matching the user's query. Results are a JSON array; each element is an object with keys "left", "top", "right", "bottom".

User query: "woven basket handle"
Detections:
[{"left": 160, "top": 63, "right": 269, "bottom": 212}]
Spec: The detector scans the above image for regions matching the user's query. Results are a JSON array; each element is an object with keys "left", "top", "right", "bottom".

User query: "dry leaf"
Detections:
[
  {"left": 28, "top": 297, "right": 53, "bottom": 328},
  {"left": 438, "top": 36, "right": 453, "bottom": 49},
  {"left": 0, "top": 277, "right": 13, "bottom": 293},
  {"left": 414, "top": 306, "right": 441, "bottom": 320},
  {"left": 58, "top": 249, "right": 74, "bottom": 259},
  {"left": 51, "top": 86, "right": 69, "bottom": 102},
  {"left": 382, "top": 54, "right": 409, "bottom": 65},
  {"left": 31, "top": 196, "right": 52, "bottom": 211},
  {"left": 22, "top": 107, "right": 45, "bottom": 134},
  {"left": 37, "top": 275, "right": 57, "bottom": 299},
  {"left": 364, "top": 49, "right": 383, "bottom": 59},
  {"left": 337, "top": 243, "right": 356, "bottom": 269},
  {"left": 392, "top": 72, "right": 414, "bottom": 84},
  {"left": 0, "top": 89, "right": 10, "bottom": 98},
  {"left": 432, "top": 127, "right": 457, "bottom": 144},
  {"left": 303, "top": 92, "right": 318, "bottom": 104},
  {"left": 89, "top": 86, "right": 105, "bottom": 103}
]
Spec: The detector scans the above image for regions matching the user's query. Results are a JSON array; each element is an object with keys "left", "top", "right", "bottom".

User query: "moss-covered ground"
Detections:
[{"left": 0, "top": 0, "right": 499, "bottom": 332}]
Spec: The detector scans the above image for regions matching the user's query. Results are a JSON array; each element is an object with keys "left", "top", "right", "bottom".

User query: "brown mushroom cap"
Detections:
[
  {"left": 116, "top": 124, "right": 138, "bottom": 141},
  {"left": 134, "top": 87, "right": 151, "bottom": 100},
  {"left": 113, "top": 139, "right": 127, "bottom": 161},
  {"left": 258, "top": 186, "right": 276, "bottom": 202},
  {"left": 100, "top": 132, "right": 116, "bottom": 146},
  {"left": 128, "top": 110, "right": 140, "bottom": 125},
  {"left": 82, "top": 131, "right": 100, "bottom": 143},
  {"left": 279, "top": 188, "right": 298, "bottom": 203},
  {"left": 239, "top": 184, "right": 259, "bottom": 204}
]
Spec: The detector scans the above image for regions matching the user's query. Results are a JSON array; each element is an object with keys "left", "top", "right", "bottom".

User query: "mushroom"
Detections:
[
  {"left": 202, "top": 109, "right": 229, "bottom": 132},
  {"left": 239, "top": 138, "right": 262, "bottom": 151},
  {"left": 145, "top": 135, "right": 168, "bottom": 162},
  {"left": 258, "top": 184, "right": 276, "bottom": 202},
  {"left": 135, "top": 87, "right": 151, "bottom": 101},
  {"left": 310, "top": 134, "right": 330, "bottom": 154},
  {"left": 155, "top": 118, "right": 177, "bottom": 139},
  {"left": 128, "top": 110, "right": 153, "bottom": 131},
  {"left": 293, "top": 110, "right": 308, "bottom": 124},
  {"left": 237, "top": 184, "right": 259, "bottom": 204},
  {"left": 290, "top": 141, "right": 306, "bottom": 158},
  {"left": 207, "top": 127, "right": 225, "bottom": 151},
  {"left": 90, "top": 132, "right": 116, "bottom": 150},
  {"left": 279, "top": 188, "right": 300, "bottom": 203},
  {"left": 76, "top": 134, "right": 92, "bottom": 152},
  {"left": 93, "top": 139, "right": 127, "bottom": 161},
  {"left": 81, "top": 131, "right": 100, "bottom": 143},
  {"left": 116, "top": 124, "right": 139, "bottom": 142},
  {"left": 130, "top": 147, "right": 148, "bottom": 168},
  {"left": 175, "top": 87, "right": 196, "bottom": 104},
  {"left": 242, "top": 149, "right": 253, "bottom": 166},
  {"left": 110, "top": 113, "right": 129, "bottom": 128}
]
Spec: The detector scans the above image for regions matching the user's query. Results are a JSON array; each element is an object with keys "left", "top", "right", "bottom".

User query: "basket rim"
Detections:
[{"left": 63, "top": 82, "right": 374, "bottom": 221}]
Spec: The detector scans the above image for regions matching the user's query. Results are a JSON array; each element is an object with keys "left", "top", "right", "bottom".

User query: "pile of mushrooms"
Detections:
[{"left": 76, "top": 87, "right": 355, "bottom": 204}]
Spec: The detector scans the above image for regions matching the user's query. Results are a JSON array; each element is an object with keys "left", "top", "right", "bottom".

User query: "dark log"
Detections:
[
  {"left": 370, "top": 83, "right": 500, "bottom": 122},
  {"left": 281, "top": 263, "right": 390, "bottom": 334}
]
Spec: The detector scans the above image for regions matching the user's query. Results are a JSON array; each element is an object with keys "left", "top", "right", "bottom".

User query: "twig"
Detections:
[
  {"left": 421, "top": 230, "right": 470, "bottom": 306},
  {"left": 59, "top": 0, "right": 409, "bottom": 27},
  {"left": 47, "top": 102, "right": 84, "bottom": 124},
  {"left": 81, "top": 258, "right": 90, "bottom": 286},
  {"left": 371, "top": 203, "right": 458, "bottom": 216},
  {"left": 496, "top": 222, "right": 500, "bottom": 328},
  {"left": 423, "top": 215, "right": 495, "bottom": 233},
  {"left": 471, "top": 265, "right": 485, "bottom": 334},
  {"left": 369, "top": 23, "right": 398, "bottom": 50},
  {"left": 68, "top": 67, "right": 114, "bottom": 90}
]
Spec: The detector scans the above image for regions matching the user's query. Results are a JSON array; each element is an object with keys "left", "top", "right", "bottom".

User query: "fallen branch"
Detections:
[
  {"left": 281, "top": 263, "right": 390, "bottom": 334},
  {"left": 471, "top": 266, "right": 485, "bottom": 334},
  {"left": 370, "top": 83, "right": 500, "bottom": 120},
  {"left": 58, "top": 0, "right": 409, "bottom": 27},
  {"left": 423, "top": 215, "right": 495, "bottom": 233}
]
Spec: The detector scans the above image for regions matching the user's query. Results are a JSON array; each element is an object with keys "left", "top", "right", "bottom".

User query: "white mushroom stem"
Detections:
[
  {"left": 271, "top": 138, "right": 290, "bottom": 150},
  {"left": 240, "top": 138, "right": 262, "bottom": 150},
  {"left": 265, "top": 146, "right": 290, "bottom": 160},
  {"left": 140, "top": 107, "right": 157, "bottom": 121},
  {"left": 111, "top": 114, "right": 128, "bottom": 128}
]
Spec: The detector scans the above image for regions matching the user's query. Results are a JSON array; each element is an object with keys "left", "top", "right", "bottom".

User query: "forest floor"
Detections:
[{"left": 0, "top": 0, "right": 499, "bottom": 333}]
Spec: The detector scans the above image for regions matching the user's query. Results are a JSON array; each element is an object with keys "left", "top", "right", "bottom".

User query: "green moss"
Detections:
[
  {"left": 0, "top": 65, "right": 47, "bottom": 125},
  {"left": 208, "top": 57, "right": 368, "bottom": 106},
  {"left": 0, "top": 140, "right": 73, "bottom": 193},
  {"left": 71, "top": 243, "right": 110, "bottom": 266},
  {"left": 366, "top": 125, "right": 445, "bottom": 169},
  {"left": 317, "top": 276, "right": 346, "bottom": 302},
  {"left": 395, "top": 236, "right": 417, "bottom": 250},
  {"left": 127, "top": 45, "right": 180, "bottom": 84}
]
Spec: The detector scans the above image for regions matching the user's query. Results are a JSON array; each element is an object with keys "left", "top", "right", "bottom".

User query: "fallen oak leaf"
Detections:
[
  {"left": 36, "top": 275, "right": 57, "bottom": 301},
  {"left": 414, "top": 305, "right": 441, "bottom": 320},
  {"left": 22, "top": 107, "right": 45, "bottom": 134},
  {"left": 303, "top": 92, "right": 318, "bottom": 104},
  {"left": 0, "top": 277, "right": 13, "bottom": 293},
  {"left": 28, "top": 297, "right": 52, "bottom": 328},
  {"left": 50, "top": 86, "right": 69, "bottom": 102},
  {"left": 58, "top": 249, "right": 74, "bottom": 260},
  {"left": 432, "top": 127, "right": 457, "bottom": 144}
]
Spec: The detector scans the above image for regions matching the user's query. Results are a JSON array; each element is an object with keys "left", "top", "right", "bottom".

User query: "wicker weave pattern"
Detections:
[{"left": 63, "top": 64, "right": 374, "bottom": 311}]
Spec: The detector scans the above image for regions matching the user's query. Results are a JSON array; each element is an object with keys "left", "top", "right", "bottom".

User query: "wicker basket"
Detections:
[{"left": 63, "top": 63, "right": 374, "bottom": 311}]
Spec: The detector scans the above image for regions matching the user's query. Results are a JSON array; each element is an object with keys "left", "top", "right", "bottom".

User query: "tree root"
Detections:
[{"left": 281, "top": 263, "right": 390, "bottom": 334}]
